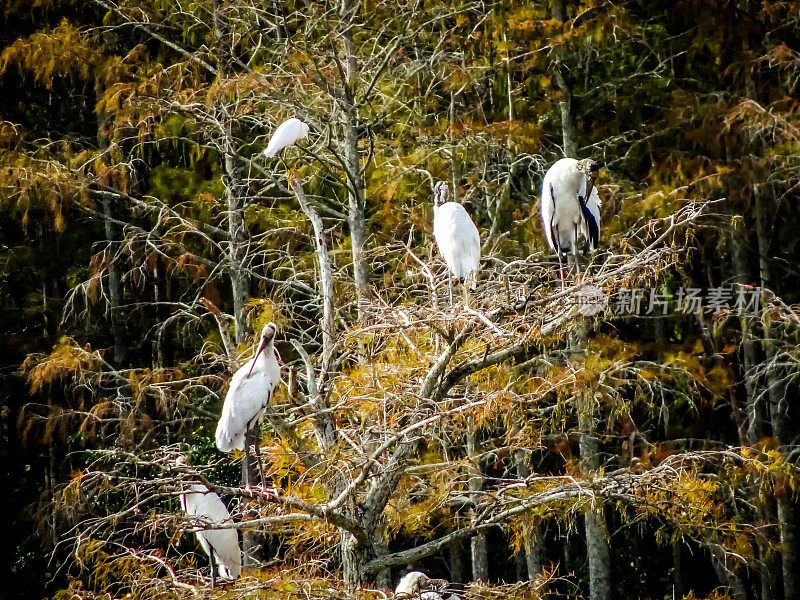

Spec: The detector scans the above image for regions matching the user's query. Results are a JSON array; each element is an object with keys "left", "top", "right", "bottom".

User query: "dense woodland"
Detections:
[{"left": 2, "top": 1, "right": 800, "bottom": 599}]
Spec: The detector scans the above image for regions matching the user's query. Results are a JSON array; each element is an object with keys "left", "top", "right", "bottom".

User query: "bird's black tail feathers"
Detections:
[{"left": 578, "top": 197, "right": 599, "bottom": 252}]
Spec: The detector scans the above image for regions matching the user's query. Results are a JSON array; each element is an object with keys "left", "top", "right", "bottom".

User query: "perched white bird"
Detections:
[
  {"left": 395, "top": 571, "right": 459, "bottom": 600},
  {"left": 176, "top": 458, "right": 241, "bottom": 587},
  {"left": 215, "top": 323, "right": 281, "bottom": 493},
  {"left": 432, "top": 181, "right": 481, "bottom": 305},
  {"left": 540, "top": 158, "right": 600, "bottom": 287},
  {"left": 263, "top": 117, "right": 309, "bottom": 158}
]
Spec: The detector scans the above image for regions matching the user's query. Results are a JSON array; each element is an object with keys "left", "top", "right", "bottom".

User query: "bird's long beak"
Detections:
[
  {"left": 584, "top": 175, "right": 596, "bottom": 203},
  {"left": 247, "top": 337, "right": 267, "bottom": 377}
]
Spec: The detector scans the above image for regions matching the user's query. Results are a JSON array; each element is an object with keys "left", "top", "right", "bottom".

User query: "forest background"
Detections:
[{"left": 1, "top": 1, "right": 799, "bottom": 599}]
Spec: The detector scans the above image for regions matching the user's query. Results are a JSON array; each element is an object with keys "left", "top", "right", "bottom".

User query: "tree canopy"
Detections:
[{"left": 1, "top": 1, "right": 799, "bottom": 599}]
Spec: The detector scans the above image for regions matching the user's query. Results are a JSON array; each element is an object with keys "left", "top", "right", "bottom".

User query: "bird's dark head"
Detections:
[
  {"left": 261, "top": 322, "right": 277, "bottom": 344},
  {"left": 577, "top": 159, "right": 600, "bottom": 177},
  {"left": 433, "top": 181, "right": 450, "bottom": 207},
  {"left": 577, "top": 159, "right": 600, "bottom": 200},
  {"left": 247, "top": 323, "right": 277, "bottom": 376}
]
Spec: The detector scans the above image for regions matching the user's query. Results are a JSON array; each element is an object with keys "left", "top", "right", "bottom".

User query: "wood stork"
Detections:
[
  {"left": 215, "top": 323, "right": 281, "bottom": 496},
  {"left": 263, "top": 117, "right": 309, "bottom": 160},
  {"left": 176, "top": 458, "right": 242, "bottom": 587},
  {"left": 432, "top": 181, "right": 481, "bottom": 305},
  {"left": 540, "top": 158, "right": 600, "bottom": 288},
  {"left": 395, "top": 571, "right": 460, "bottom": 600}
]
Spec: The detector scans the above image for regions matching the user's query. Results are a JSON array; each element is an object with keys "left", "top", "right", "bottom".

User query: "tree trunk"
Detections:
[
  {"left": 341, "top": 527, "right": 369, "bottom": 591},
  {"left": 340, "top": 0, "right": 369, "bottom": 318},
  {"left": 756, "top": 184, "right": 798, "bottom": 600},
  {"left": 211, "top": 0, "right": 251, "bottom": 346},
  {"left": 578, "top": 394, "right": 612, "bottom": 600},
  {"left": 776, "top": 493, "right": 798, "bottom": 600},
  {"left": 551, "top": 0, "right": 578, "bottom": 157},
  {"left": 467, "top": 421, "right": 488, "bottom": 582},
  {"left": 730, "top": 199, "right": 777, "bottom": 598},
  {"left": 730, "top": 205, "right": 763, "bottom": 444},
  {"left": 372, "top": 533, "right": 392, "bottom": 590},
  {"left": 96, "top": 85, "right": 125, "bottom": 365},
  {"left": 450, "top": 539, "right": 466, "bottom": 583},
  {"left": 572, "top": 316, "right": 611, "bottom": 600},
  {"left": 672, "top": 540, "right": 684, "bottom": 598},
  {"left": 515, "top": 449, "right": 544, "bottom": 579},
  {"left": 449, "top": 91, "right": 459, "bottom": 200},
  {"left": 225, "top": 149, "right": 251, "bottom": 345}
]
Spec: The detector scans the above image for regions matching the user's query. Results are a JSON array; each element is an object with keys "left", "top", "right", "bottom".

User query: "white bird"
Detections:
[
  {"left": 432, "top": 181, "right": 481, "bottom": 305},
  {"left": 176, "top": 458, "right": 241, "bottom": 587},
  {"left": 263, "top": 117, "right": 309, "bottom": 158},
  {"left": 395, "top": 571, "right": 459, "bottom": 600},
  {"left": 215, "top": 323, "right": 281, "bottom": 494},
  {"left": 540, "top": 157, "right": 601, "bottom": 288}
]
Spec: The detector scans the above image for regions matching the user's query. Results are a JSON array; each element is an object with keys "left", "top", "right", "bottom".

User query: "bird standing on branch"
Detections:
[
  {"left": 262, "top": 117, "right": 309, "bottom": 173},
  {"left": 432, "top": 181, "right": 481, "bottom": 306},
  {"left": 540, "top": 158, "right": 601, "bottom": 288},
  {"left": 215, "top": 323, "right": 281, "bottom": 497},
  {"left": 176, "top": 457, "right": 241, "bottom": 587}
]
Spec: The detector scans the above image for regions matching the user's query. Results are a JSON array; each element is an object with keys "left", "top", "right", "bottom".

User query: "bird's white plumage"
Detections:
[
  {"left": 215, "top": 325, "right": 281, "bottom": 453},
  {"left": 540, "top": 157, "right": 600, "bottom": 255},
  {"left": 395, "top": 571, "right": 458, "bottom": 600},
  {"left": 180, "top": 484, "right": 241, "bottom": 580},
  {"left": 395, "top": 572, "right": 437, "bottom": 598},
  {"left": 263, "top": 118, "right": 309, "bottom": 157},
  {"left": 432, "top": 186, "right": 480, "bottom": 286}
]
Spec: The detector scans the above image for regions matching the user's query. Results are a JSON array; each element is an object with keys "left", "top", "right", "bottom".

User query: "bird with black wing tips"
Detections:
[
  {"left": 215, "top": 323, "right": 281, "bottom": 498},
  {"left": 540, "top": 157, "right": 601, "bottom": 288}
]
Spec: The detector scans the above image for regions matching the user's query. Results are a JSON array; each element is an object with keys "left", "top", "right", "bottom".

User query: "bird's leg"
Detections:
[
  {"left": 448, "top": 274, "right": 454, "bottom": 307},
  {"left": 242, "top": 427, "right": 255, "bottom": 495},
  {"left": 280, "top": 150, "right": 299, "bottom": 180},
  {"left": 574, "top": 225, "right": 582, "bottom": 285},
  {"left": 253, "top": 432, "right": 263, "bottom": 487},
  {"left": 253, "top": 432, "right": 277, "bottom": 499},
  {"left": 209, "top": 547, "right": 217, "bottom": 588},
  {"left": 462, "top": 277, "right": 470, "bottom": 308},
  {"left": 557, "top": 252, "right": 566, "bottom": 291},
  {"left": 241, "top": 428, "right": 249, "bottom": 487}
]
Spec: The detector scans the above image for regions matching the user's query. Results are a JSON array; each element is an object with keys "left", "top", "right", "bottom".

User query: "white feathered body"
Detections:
[
  {"left": 541, "top": 158, "right": 599, "bottom": 254},
  {"left": 180, "top": 484, "right": 242, "bottom": 580},
  {"left": 215, "top": 349, "right": 280, "bottom": 452},
  {"left": 395, "top": 571, "right": 459, "bottom": 600},
  {"left": 264, "top": 117, "right": 309, "bottom": 157},
  {"left": 433, "top": 202, "right": 480, "bottom": 284}
]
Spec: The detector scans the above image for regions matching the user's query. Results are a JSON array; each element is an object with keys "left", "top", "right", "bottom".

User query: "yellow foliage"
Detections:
[
  {"left": 0, "top": 20, "right": 99, "bottom": 89},
  {"left": 23, "top": 339, "right": 103, "bottom": 395}
]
